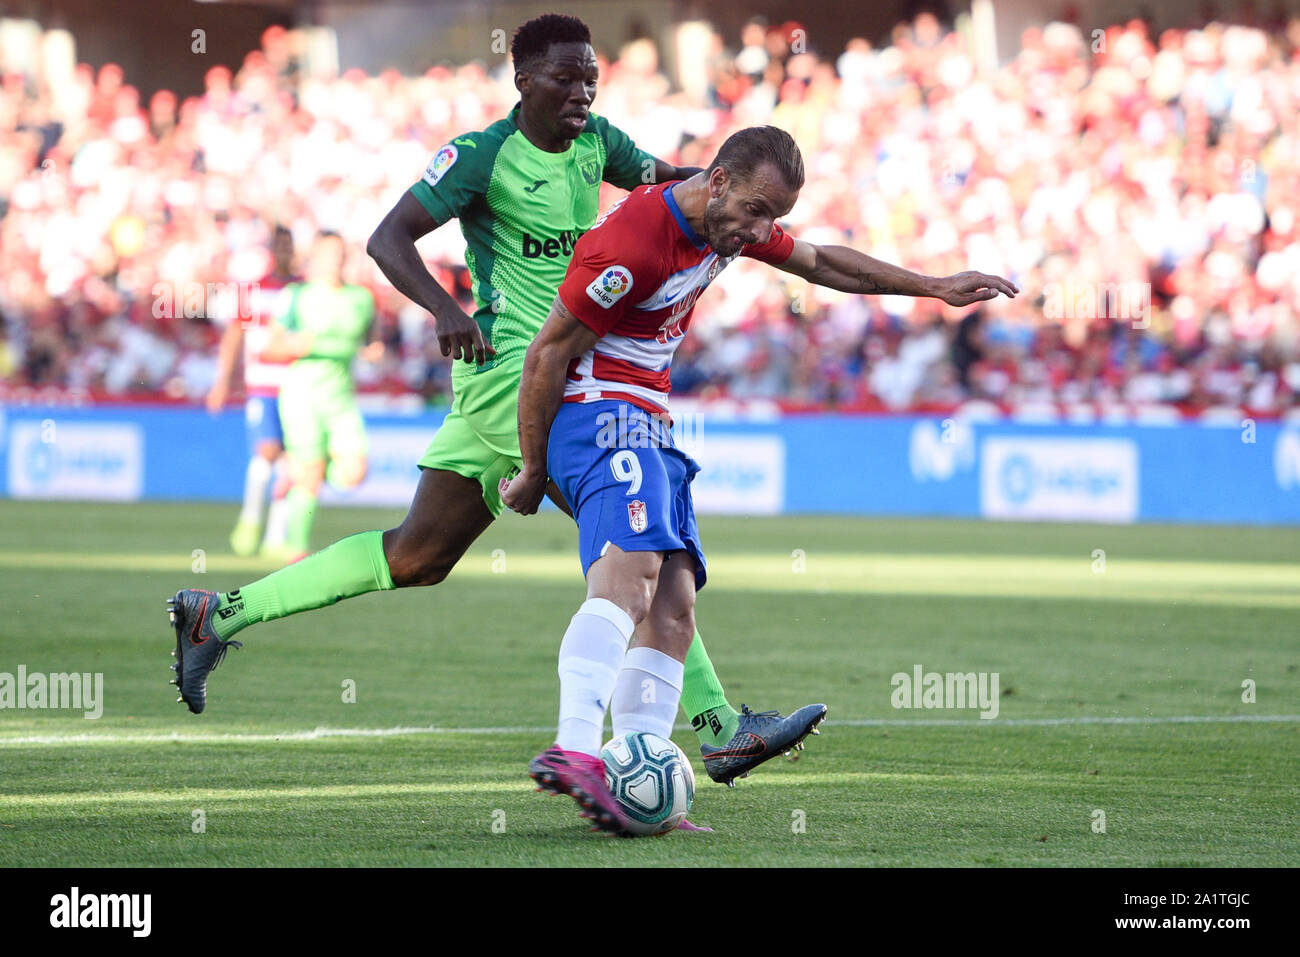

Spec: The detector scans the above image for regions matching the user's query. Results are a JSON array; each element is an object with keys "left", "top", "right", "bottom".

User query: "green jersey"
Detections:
[
  {"left": 409, "top": 103, "right": 654, "bottom": 376},
  {"left": 277, "top": 281, "right": 376, "bottom": 397}
]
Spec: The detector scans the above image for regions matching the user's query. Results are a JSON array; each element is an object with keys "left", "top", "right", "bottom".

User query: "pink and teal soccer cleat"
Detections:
[
  {"left": 529, "top": 745, "right": 631, "bottom": 835},
  {"left": 530, "top": 745, "right": 714, "bottom": 835}
]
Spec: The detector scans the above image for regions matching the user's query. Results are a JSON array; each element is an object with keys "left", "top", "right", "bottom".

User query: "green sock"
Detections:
[
  {"left": 681, "top": 630, "right": 740, "bottom": 746},
  {"left": 212, "top": 530, "right": 396, "bottom": 639},
  {"left": 285, "top": 486, "right": 317, "bottom": 553}
]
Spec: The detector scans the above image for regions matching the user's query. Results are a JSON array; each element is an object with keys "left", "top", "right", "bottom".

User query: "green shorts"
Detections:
[
  {"left": 278, "top": 381, "right": 368, "bottom": 462},
  {"left": 418, "top": 360, "right": 524, "bottom": 518}
]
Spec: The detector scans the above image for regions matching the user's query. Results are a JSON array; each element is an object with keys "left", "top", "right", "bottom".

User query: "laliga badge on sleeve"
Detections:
[
  {"left": 422, "top": 144, "right": 459, "bottom": 187},
  {"left": 587, "top": 265, "right": 633, "bottom": 309}
]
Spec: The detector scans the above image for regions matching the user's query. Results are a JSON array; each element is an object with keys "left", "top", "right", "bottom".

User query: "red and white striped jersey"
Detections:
[
  {"left": 556, "top": 181, "right": 793, "bottom": 417},
  {"left": 241, "top": 273, "right": 295, "bottom": 397}
]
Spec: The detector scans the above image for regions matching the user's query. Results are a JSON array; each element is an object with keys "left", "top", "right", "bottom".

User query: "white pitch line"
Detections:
[
  {"left": 0, "top": 725, "right": 556, "bottom": 746},
  {"left": 0, "top": 713, "right": 1294, "bottom": 746},
  {"left": 827, "top": 714, "right": 1300, "bottom": 728}
]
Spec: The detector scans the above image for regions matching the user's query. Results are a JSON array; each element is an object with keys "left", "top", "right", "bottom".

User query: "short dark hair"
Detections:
[
  {"left": 511, "top": 14, "right": 592, "bottom": 72},
  {"left": 707, "top": 126, "right": 805, "bottom": 192}
]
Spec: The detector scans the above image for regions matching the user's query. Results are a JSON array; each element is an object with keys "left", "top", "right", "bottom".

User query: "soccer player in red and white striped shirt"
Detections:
[
  {"left": 207, "top": 226, "right": 297, "bottom": 556},
  {"left": 503, "top": 125, "right": 1017, "bottom": 832}
]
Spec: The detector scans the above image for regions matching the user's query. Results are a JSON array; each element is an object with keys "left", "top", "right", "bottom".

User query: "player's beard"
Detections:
[{"left": 702, "top": 199, "right": 741, "bottom": 256}]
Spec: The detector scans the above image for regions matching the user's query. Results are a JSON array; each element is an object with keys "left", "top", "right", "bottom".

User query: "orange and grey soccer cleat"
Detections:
[{"left": 700, "top": 703, "right": 828, "bottom": 787}]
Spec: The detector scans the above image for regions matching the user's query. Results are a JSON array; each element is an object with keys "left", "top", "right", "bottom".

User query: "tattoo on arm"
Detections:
[{"left": 854, "top": 269, "right": 892, "bottom": 295}]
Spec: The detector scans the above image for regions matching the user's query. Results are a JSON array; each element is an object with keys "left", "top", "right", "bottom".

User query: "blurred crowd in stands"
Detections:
[{"left": 2, "top": 12, "right": 1299, "bottom": 417}]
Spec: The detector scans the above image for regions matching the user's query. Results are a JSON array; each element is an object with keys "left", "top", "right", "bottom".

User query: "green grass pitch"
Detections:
[{"left": 0, "top": 500, "right": 1296, "bottom": 866}]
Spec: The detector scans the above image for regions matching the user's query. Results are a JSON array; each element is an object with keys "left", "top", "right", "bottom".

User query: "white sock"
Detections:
[
  {"left": 263, "top": 484, "right": 289, "bottom": 547},
  {"left": 556, "top": 598, "right": 634, "bottom": 756},
  {"left": 611, "top": 646, "right": 684, "bottom": 740},
  {"left": 239, "top": 456, "right": 274, "bottom": 525}
]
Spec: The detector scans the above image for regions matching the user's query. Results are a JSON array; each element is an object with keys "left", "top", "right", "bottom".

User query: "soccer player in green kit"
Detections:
[{"left": 167, "top": 14, "right": 825, "bottom": 789}]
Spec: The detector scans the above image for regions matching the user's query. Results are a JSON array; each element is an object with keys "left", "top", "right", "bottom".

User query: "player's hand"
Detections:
[
  {"left": 361, "top": 341, "right": 385, "bottom": 363},
  {"left": 205, "top": 383, "right": 228, "bottom": 414},
  {"left": 499, "top": 468, "right": 548, "bottom": 515},
  {"left": 436, "top": 308, "right": 496, "bottom": 366},
  {"left": 933, "top": 272, "right": 1019, "bottom": 307}
]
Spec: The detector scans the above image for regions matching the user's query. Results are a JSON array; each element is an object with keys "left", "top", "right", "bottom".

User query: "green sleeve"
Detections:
[
  {"left": 409, "top": 132, "right": 496, "bottom": 224},
  {"left": 592, "top": 113, "right": 656, "bottom": 191},
  {"left": 310, "top": 289, "right": 374, "bottom": 361}
]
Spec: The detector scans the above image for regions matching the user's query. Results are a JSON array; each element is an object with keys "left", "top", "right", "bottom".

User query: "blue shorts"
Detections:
[
  {"left": 548, "top": 400, "right": 707, "bottom": 591},
  {"left": 245, "top": 395, "right": 284, "bottom": 452}
]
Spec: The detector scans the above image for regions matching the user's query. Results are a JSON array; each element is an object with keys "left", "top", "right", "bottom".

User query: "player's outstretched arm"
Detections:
[
  {"left": 500, "top": 298, "right": 600, "bottom": 515},
  {"left": 367, "top": 191, "right": 494, "bottom": 365},
  {"left": 775, "top": 238, "right": 1018, "bottom": 306}
]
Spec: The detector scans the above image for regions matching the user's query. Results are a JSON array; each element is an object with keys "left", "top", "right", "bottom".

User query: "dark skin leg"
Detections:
[
  {"left": 382, "top": 468, "right": 495, "bottom": 587},
  {"left": 381, "top": 469, "right": 573, "bottom": 588}
]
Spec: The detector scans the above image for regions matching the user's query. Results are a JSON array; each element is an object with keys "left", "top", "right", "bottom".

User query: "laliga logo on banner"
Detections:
[
  {"left": 909, "top": 418, "right": 975, "bottom": 482},
  {"left": 1275, "top": 428, "right": 1300, "bottom": 491}
]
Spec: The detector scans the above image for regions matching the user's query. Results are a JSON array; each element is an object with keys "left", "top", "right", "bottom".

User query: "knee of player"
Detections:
[
  {"left": 655, "top": 602, "right": 696, "bottom": 646},
  {"left": 382, "top": 529, "right": 452, "bottom": 587},
  {"left": 588, "top": 582, "right": 654, "bottom": 625},
  {"left": 620, "top": 578, "right": 658, "bottom": 625},
  {"left": 334, "top": 460, "right": 368, "bottom": 489},
  {"left": 291, "top": 459, "right": 326, "bottom": 488},
  {"left": 404, "top": 553, "right": 453, "bottom": 588}
]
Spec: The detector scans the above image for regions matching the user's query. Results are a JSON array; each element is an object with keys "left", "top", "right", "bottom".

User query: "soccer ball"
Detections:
[{"left": 601, "top": 732, "right": 695, "bottom": 835}]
